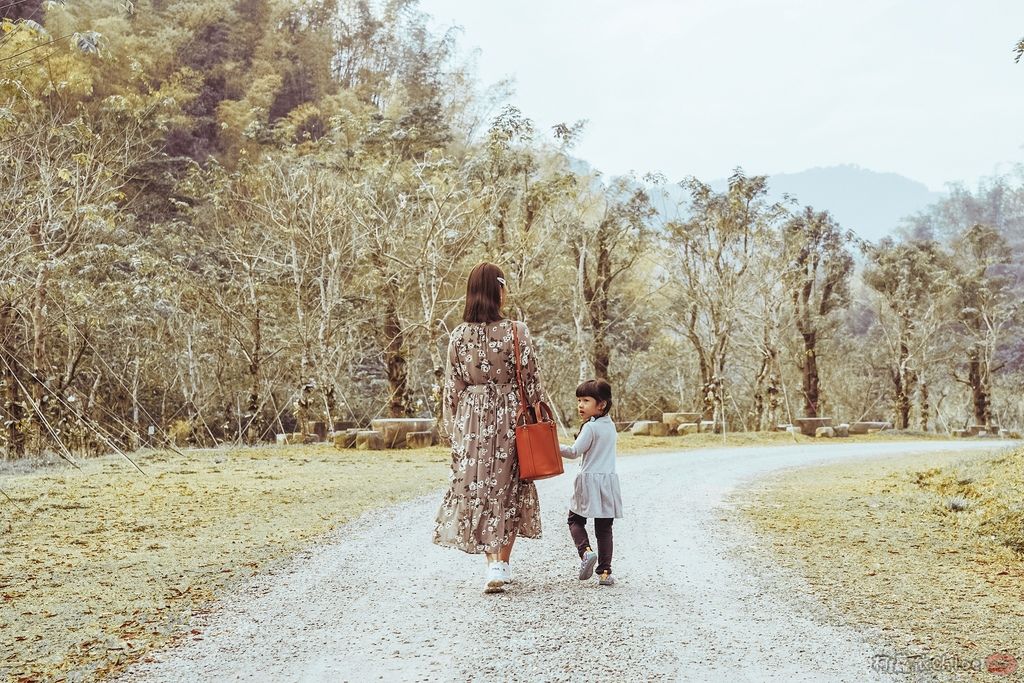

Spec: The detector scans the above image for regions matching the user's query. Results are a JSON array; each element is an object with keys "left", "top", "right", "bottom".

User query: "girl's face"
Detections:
[{"left": 577, "top": 396, "right": 606, "bottom": 420}]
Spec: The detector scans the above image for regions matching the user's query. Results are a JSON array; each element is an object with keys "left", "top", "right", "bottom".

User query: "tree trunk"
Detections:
[
  {"left": 801, "top": 331, "right": 819, "bottom": 417},
  {"left": 891, "top": 338, "right": 913, "bottom": 430},
  {"left": 1, "top": 303, "right": 25, "bottom": 458},
  {"left": 384, "top": 297, "right": 410, "bottom": 418},
  {"left": 572, "top": 246, "right": 591, "bottom": 382},
  {"left": 245, "top": 307, "right": 263, "bottom": 444},
  {"left": 918, "top": 379, "right": 930, "bottom": 432},
  {"left": 593, "top": 301, "right": 606, "bottom": 382},
  {"left": 588, "top": 244, "right": 612, "bottom": 380},
  {"left": 29, "top": 263, "right": 50, "bottom": 449},
  {"left": 967, "top": 345, "right": 990, "bottom": 426},
  {"left": 751, "top": 353, "right": 768, "bottom": 431},
  {"left": 752, "top": 314, "right": 780, "bottom": 431}
]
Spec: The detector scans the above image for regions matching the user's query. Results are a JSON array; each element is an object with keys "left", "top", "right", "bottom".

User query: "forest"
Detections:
[{"left": 1, "top": 0, "right": 1022, "bottom": 459}]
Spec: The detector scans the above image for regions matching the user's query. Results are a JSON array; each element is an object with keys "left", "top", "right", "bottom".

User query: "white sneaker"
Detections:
[
  {"left": 484, "top": 563, "right": 506, "bottom": 593},
  {"left": 497, "top": 561, "right": 512, "bottom": 584},
  {"left": 578, "top": 550, "right": 598, "bottom": 580}
]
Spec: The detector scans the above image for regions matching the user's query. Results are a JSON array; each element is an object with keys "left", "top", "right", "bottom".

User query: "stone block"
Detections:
[
  {"left": 332, "top": 429, "right": 359, "bottom": 449},
  {"left": 614, "top": 422, "right": 633, "bottom": 433},
  {"left": 677, "top": 422, "right": 699, "bottom": 436},
  {"left": 786, "top": 425, "right": 800, "bottom": 436},
  {"left": 815, "top": 426, "right": 836, "bottom": 438},
  {"left": 662, "top": 412, "right": 702, "bottom": 430},
  {"left": 355, "top": 430, "right": 384, "bottom": 450},
  {"left": 406, "top": 431, "right": 434, "bottom": 449},
  {"left": 951, "top": 429, "right": 967, "bottom": 438},
  {"left": 370, "top": 418, "right": 437, "bottom": 448},
  {"left": 275, "top": 433, "right": 289, "bottom": 446},
  {"left": 848, "top": 421, "right": 892, "bottom": 435},
  {"left": 631, "top": 420, "right": 659, "bottom": 436},
  {"left": 834, "top": 423, "right": 850, "bottom": 438},
  {"left": 698, "top": 420, "right": 717, "bottom": 433},
  {"left": 794, "top": 417, "right": 834, "bottom": 437},
  {"left": 649, "top": 422, "right": 670, "bottom": 437}
]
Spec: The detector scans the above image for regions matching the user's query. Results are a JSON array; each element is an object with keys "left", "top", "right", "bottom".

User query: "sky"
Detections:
[{"left": 418, "top": 0, "right": 1024, "bottom": 191}]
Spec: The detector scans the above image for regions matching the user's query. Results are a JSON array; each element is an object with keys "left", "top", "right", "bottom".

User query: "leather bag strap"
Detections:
[{"left": 510, "top": 322, "right": 532, "bottom": 422}]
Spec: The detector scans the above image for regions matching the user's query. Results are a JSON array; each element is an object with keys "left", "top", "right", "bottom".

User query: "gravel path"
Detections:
[{"left": 115, "top": 440, "right": 1008, "bottom": 682}]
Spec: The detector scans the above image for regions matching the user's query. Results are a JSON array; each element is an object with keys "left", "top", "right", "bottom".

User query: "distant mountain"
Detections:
[{"left": 710, "top": 165, "right": 946, "bottom": 243}]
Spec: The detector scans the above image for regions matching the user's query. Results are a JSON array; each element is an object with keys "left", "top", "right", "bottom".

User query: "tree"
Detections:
[
  {"left": 950, "top": 224, "right": 1018, "bottom": 426},
  {"left": 863, "top": 239, "right": 951, "bottom": 429},
  {"left": 782, "top": 207, "right": 854, "bottom": 418},
  {"left": 665, "top": 170, "right": 788, "bottom": 419},
  {"left": 564, "top": 175, "right": 654, "bottom": 380}
]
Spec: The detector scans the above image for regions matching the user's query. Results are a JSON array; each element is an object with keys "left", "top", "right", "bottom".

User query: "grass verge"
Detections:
[
  {"left": 0, "top": 444, "right": 448, "bottom": 681},
  {"left": 732, "top": 444, "right": 1024, "bottom": 671}
]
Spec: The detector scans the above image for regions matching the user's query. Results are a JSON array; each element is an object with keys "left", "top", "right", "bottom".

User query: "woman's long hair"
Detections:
[{"left": 462, "top": 262, "right": 506, "bottom": 323}]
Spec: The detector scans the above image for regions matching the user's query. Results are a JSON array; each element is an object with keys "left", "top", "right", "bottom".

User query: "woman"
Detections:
[{"left": 432, "top": 262, "right": 546, "bottom": 593}]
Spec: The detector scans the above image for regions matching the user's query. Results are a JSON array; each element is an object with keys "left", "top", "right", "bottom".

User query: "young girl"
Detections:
[{"left": 559, "top": 379, "right": 622, "bottom": 586}]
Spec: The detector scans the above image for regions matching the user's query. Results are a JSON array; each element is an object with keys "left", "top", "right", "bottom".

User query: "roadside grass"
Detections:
[
  {"left": 0, "top": 430, "right": 976, "bottom": 680},
  {"left": 732, "top": 443, "right": 1024, "bottom": 666},
  {"left": 0, "top": 444, "right": 449, "bottom": 682},
  {"left": 615, "top": 428, "right": 947, "bottom": 453}
]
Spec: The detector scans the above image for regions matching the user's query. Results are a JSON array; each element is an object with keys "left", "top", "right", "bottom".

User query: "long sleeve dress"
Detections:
[
  {"left": 432, "top": 320, "right": 545, "bottom": 554},
  {"left": 559, "top": 415, "right": 623, "bottom": 519}
]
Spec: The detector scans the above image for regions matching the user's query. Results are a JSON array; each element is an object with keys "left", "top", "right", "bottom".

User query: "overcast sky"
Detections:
[{"left": 419, "top": 0, "right": 1024, "bottom": 191}]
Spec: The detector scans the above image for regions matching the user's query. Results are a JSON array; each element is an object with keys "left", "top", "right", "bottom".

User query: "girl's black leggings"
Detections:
[{"left": 567, "top": 511, "right": 613, "bottom": 575}]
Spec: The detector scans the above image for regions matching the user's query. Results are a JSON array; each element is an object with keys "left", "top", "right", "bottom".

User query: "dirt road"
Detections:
[{"left": 116, "top": 440, "right": 1008, "bottom": 682}]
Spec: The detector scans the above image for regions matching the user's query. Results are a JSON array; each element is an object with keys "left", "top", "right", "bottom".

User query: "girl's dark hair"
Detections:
[
  {"left": 576, "top": 378, "right": 613, "bottom": 416},
  {"left": 462, "top": 262, "right": 505, "bottom": 323}
]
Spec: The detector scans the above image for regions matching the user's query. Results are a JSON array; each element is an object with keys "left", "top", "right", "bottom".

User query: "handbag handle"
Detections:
[{"left": 511, "top": 322, "right": 549, "bottom": 425}]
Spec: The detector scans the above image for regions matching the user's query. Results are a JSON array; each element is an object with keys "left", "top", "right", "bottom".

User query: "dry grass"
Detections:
[
  {"left": 615, "top": 428, "right": 946, "bottom": 454},
  {"left": 733, "top": 444, "right": 1024, "bottom": 666},
  {"left": 0, "top": 444, "right": 449, "bottom": 682}
]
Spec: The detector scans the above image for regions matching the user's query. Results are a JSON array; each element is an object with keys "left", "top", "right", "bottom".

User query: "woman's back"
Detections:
[{"left": 448, "top": 320, "right": 519, "bottom": 386}]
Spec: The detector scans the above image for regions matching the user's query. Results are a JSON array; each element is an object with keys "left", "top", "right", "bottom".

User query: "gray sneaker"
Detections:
[
  {"left": 598, "top": 572, "right": 615, "bottom": 586},
  {"left": 578, "top": 550, "right": 598, "bottom": 580}
]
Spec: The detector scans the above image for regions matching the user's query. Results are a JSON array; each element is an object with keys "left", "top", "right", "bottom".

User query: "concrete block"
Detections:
[
  {"left": 649, "top": 422, "right": 670, "bottom": 437},
  {"left": 849, "top": 421, "right": 893, "bottom": 435},
  {"left": 355, "top": 430, "right": 384, "bottom": 450},
  {"left": 406, "top": 431, "right": 434, "bottom": 449},
  {"left": 332, "top": 429, "right": 359, "bottom": 449},
  {"left": 794, "top": 417, "right": 834, "bottom": 437},
  {"left": 662, "top": 412, "right": 702, "bottom": 430},
  {"left": 631, "top": 420, "right": 658, "bottom": 436},
  {"left": 370, "top": 418, "right": 437, "bottom": 448},
  {"left": 677, "top": 423, "right": 699, "bottom": 436}
]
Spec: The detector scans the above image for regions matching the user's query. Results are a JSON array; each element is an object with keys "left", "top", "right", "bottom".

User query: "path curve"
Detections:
[{"left": 116, "top": 440, "right": 1010, "bottom": 682}]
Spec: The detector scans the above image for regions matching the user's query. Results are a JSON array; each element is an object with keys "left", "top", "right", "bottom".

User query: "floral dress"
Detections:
[{"left": 432, "top": 320, "right": 546, "bottom": 553}]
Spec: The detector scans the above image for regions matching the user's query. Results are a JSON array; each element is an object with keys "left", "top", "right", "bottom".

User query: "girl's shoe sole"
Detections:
[{"left": 578, "top": 553, "right": 598, "bottom": 580}]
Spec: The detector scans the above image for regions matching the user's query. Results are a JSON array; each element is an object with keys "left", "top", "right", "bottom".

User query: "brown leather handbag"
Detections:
[{"left": 510, "top": 322, "right": 563, "bottom": 481}]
